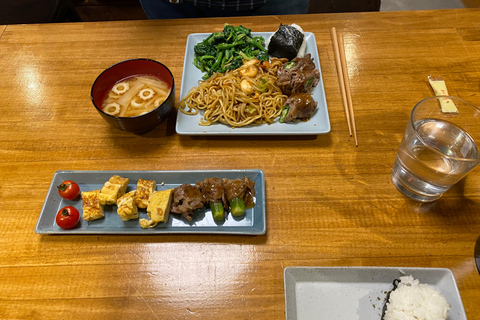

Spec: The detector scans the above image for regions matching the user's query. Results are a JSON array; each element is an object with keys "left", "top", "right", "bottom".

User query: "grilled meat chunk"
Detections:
[
  {"left": 196, "top": 177, "right": 227, "bottom": 207},
  {"left": 171, "top": 184, "right": 204, "bottom": 221},
  {"left": 196, "top": 177, "right": 228, "bottom": 221},
  {"left": 276, "top": 53, "right": 320, "bottom": 95},
  {"left": 222, "top": 177, "right": 256, "bottom": 216},
  {"left": 222, "top": 177, "right": 256, "bottom": 202},
  {"left": 223, "top": 178, "right": 247, "bottom": 201},
  {"left": 283, "top": 93, "right": 317, "bottom": 122}
]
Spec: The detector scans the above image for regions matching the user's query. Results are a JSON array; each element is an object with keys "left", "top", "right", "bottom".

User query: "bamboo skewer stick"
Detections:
[
  {"left": 330, "top": 27, "right": 352, "bottom": 137},
  {"left": 331, "top": 28, "right": 358, "bottom": 147}
]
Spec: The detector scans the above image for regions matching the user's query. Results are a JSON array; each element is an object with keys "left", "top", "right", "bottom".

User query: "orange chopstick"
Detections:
[
  {"left": 330, "top": 27, "right": 352, "bottom": 137},
  {"left": 331, "top": 27, "right": 358, "bottom": 147}
]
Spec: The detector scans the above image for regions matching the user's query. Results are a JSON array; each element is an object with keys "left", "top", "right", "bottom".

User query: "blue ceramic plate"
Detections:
[
  {"left": 176, "top": 32, "right": 330, "bottom": 135},
  {"left": 35, "top": 170, "right": 265, "bottom": 235}
]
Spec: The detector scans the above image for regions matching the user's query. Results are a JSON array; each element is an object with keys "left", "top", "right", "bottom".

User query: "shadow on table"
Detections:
[
  {"left": 38, "top": 230, "right": 269, "bottom": 245},
  {"left": 134, "top": 109, "right": 333, "bottom": 147},
  {"left": 408, "top": 179, "right": 480, "bottom": 219}
]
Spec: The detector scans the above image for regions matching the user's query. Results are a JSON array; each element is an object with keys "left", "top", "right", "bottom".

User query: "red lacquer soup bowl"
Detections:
[{"left": 91, "top": 58, "right": 175, "bottom": 134}]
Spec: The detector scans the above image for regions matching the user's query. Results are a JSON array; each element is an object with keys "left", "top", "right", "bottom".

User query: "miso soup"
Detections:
[{"left": 102, "top": 75, "right": 171, "bottom": 117}]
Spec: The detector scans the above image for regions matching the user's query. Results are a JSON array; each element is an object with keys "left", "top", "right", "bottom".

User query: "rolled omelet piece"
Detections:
[
  {"left": 117, "top": 190, "right": 138, "bottom": 221},
  {"left": 81, "top": 189, "right": 104, "bottom": 221},
  {"left": 140, "top": 188, "right": 173, "bottom": 229},
  {"left": 99, "top": 175, "right": 129, "bottom": 205},
  {"left": 134, "top": 179, "right": 157, "bottom": 209}
]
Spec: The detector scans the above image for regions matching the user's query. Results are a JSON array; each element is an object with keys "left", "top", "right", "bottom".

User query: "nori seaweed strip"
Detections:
[
  {"left": 268, "top": 24, "right": 305, "bottom": 60},
  {"left": 381, "top": 278, "right": 401, "bottom": 320}
]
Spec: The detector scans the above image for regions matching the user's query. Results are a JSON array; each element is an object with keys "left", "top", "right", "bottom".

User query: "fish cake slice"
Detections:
[
  {"left": 99, "top": 175, "right": 129, "bottom": 205},
  {"left": 117, "top": 190, "right": 138, "bottom": 221},
  {"left": 81, "top": 189, "right": 104, "bottom": 221},
  {"left": 134, "top": 179, "right": 156, "bottom": 209}
]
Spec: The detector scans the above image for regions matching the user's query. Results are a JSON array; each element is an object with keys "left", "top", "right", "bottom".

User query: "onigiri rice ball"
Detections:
[
  {"left": 383, "top": 275, "right": 450, "bottom": 320},
  {"left": 267, "top": 23, "right": 306, "bottom": 60}
]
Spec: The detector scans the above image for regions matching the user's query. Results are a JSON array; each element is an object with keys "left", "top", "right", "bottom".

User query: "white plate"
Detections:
[
  {"left": 176, "top": 32, "right": 330, "bottom": 135},
  {"left": 284, "top": 267, "right": 467, "bottom": 320}
]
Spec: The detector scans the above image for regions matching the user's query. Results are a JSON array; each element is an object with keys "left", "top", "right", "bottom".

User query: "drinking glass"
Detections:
[
  {"left": 475, "top": 235, "right": 480, "bottom": 275},
  {"left": 391, "top": 96, "right": 480, "bottom": 202}
]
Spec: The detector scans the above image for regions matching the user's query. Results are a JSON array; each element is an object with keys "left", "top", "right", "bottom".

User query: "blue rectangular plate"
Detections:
[
  {"left": 35, "top": 169, "right": 265, "bottom": 235},
  {"left": 176, "top": 31, "right": 330, "bottom": 135},
  {"left": 284, "top": 267, "right": 467, "bottom": 320}
]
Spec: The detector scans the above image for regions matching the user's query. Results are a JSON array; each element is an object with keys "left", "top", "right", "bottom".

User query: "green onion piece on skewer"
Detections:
[
  {"left": 230, "top": 197, "right": 246, "bottom": 217},
  {"left": 210, "top": 202, "right": 225, "bottom": 221},
  {"left": 305, "top": 77, "right": 314, "bottom": 88},
  {"left": 284, "top": 61, "right": 297, "bottom": 71},
  {"left": 279, "top": 105, "right": 290, "bottom": 123}
]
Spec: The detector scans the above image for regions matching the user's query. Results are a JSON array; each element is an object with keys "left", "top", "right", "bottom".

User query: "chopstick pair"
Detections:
[{"left": 331, "top": 27, "right": 358, "bottom": 147}]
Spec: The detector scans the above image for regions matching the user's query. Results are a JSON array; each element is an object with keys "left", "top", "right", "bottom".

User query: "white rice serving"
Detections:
[
  {"left": 290, "top": 24, "right": 306, "bottom": 58},
  {"left": 384, "top": 275, "right": 450, "bottom": 320}
]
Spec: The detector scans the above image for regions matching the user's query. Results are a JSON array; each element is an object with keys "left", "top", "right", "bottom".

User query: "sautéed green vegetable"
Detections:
[{"left": 193, "top": 24, "right": 269, "bottom": 80}]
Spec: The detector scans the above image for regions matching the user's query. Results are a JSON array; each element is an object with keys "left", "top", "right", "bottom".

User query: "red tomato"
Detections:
[
  {"left": 57, "top": 180, "right": 80, "bottom": 200},
  {"left": 56, "top": 206, "right": 80, "bottom": 230}
]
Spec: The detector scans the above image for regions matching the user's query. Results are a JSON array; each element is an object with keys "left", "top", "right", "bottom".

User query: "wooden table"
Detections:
[{"left": 1, "top": 8, "right": 480, "bottom": 319}]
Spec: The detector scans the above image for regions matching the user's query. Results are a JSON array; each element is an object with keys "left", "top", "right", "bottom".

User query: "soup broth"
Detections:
[{"left": 102, "top": 75, "right": 171, "bottom": 117}]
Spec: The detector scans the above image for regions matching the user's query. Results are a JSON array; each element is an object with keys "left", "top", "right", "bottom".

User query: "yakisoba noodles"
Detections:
[{"left": 180, "top": 58, "right": 288, "bottom": 128}]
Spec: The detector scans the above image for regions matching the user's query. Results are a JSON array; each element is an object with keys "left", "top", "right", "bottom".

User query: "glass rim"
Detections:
[{"left": 410, "top": 95, "right": 480, "bottom": 162}]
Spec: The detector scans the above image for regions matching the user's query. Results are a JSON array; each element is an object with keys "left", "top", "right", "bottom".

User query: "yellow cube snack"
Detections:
[
  {"left": 140, "top": 188, "right": 173, "bottom": 229},
  {"left": 99, "top": 175, "right": 129, "bottom": 205},
  {"left": 134, "top": 179, "right": 157, "bottom": 209},
  {"left": 81, "top": 189, "right": 104, "bottom": 221},
  {"left": 117, "top": 190, "right": 138, "bottom": 221}
]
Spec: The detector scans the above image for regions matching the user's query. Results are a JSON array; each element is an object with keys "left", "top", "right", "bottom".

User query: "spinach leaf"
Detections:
[{"left": 193, "top": 24, "right": 269, "bottom": 79}]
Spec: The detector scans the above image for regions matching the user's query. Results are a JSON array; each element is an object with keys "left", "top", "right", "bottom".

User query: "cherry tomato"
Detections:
[
  {"left": 56, "top": 206, "right": 80, "bottom": 230},
  {"left": 57, "top": 180, "right": 80, "bottom": 200}
]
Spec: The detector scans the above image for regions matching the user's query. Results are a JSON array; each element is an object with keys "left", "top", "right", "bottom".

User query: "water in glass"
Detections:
[{"left": 392, "top": 118, "right": 479, "bottom": 202}]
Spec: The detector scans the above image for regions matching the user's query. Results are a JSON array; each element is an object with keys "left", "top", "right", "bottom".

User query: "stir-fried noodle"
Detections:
[{"left": 179, "top": 58, "right": 288, "bottom": 128}]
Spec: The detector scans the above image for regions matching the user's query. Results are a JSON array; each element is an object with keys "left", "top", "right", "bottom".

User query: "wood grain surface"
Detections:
[{"left": 0, "top": 9, "right": 480, "bottom": 320}]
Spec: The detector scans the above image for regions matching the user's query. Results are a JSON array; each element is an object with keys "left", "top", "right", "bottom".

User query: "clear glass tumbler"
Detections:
[{"left": 391, "top": 96, "right": 480, "bottom": 202}]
